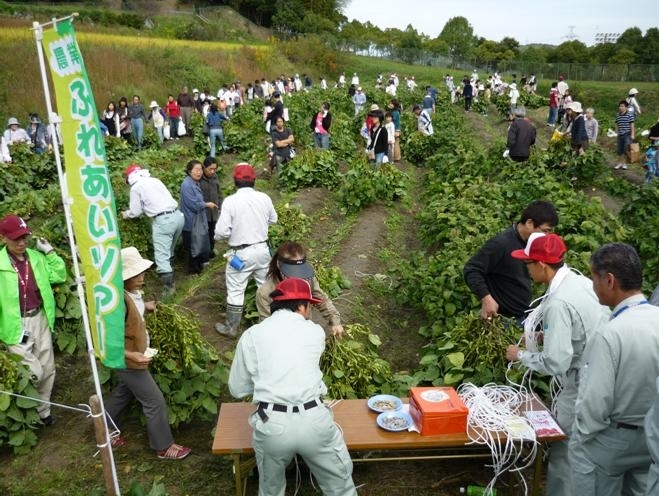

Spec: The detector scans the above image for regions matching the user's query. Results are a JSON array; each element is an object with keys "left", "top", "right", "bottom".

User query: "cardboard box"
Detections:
[
  {"left": 408, "top": 387, "right": 469, "bottom": 436},
  {"left": 628, "top": 142, "right": 641, "bottom": 164}
]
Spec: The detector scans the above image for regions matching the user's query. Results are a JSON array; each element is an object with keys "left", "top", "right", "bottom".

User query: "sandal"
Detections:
[
  {"left": 111, "top": 436, "right": 126, "bottom": 448},
  {"left": 157, "top": 443, "right": 191, "bottom": 460}
]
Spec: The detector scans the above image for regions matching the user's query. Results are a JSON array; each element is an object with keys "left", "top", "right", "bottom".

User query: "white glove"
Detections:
[
  {"left": 36, "top": 238, "right": 54, "bottom": 254},
  {"left": 121, "top": 210, "right": 130, "bottom": 220},
  {"left": 502, "top": 149, "right": 510, "bottom": 158}
]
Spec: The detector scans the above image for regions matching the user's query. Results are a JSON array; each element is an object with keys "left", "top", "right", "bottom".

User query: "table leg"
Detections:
[
  {"left": 231, "top": 453, "right": 257, "bottom": 496},
  {"left": 232, "top": 454, "right": 243, "bottom": 496},
  {"left": 531, "top": 443, "right": 545, "bottom": 496}
]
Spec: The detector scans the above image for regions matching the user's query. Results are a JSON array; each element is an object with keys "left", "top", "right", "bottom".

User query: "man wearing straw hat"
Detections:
[{"left": 0, "top": 214, "right": 66, "bottom": 426}]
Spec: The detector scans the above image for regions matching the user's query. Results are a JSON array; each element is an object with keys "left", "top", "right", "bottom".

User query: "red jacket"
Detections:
[{"left": 165, "top": 101, "right": 181, "bottom": 118}]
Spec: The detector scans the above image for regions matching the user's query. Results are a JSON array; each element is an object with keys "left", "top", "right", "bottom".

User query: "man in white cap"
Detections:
[
  {"left": 214, "top": 163, "right": 277, "bottom": 337},
  {"left": 506, "top": 233, "right": 609, "bottom": 496},
  {"left": 228, "top": 277, "right": 357, "bottom": 495},
  {"left": 0, "top": 214, "right": 66, "bottom": 425},
  {"left": 566, "top": 101, "right": 589, "bottom": 155},
  {"left": 121, "top": 164, "right": 184, "bottom": 295},
  {"left": 3, "top": 117, "right": 30, "bottom": 145},
  {"left": 626, "top": 88, "right": 641, "bottom": 119},
  {"left": 352, "top": 86, "right": 366, "bottom": 116}
]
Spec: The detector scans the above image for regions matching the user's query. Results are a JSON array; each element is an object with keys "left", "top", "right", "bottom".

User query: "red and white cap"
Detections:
[
  {"left": 511, "top": 233, "right": 567, "bottom": 264},
  {"left": 233, "top": 163, "right": 256, "bottom": 181}
]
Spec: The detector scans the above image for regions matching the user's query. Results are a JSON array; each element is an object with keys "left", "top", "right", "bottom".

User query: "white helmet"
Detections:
[{"left": 629, "top": 88, "right": 639, "bottom": 95}]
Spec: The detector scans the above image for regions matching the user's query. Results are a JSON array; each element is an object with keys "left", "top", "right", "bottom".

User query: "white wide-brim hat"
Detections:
[{"left": 121, "top": 247, "right": 153, "bottom": 281}]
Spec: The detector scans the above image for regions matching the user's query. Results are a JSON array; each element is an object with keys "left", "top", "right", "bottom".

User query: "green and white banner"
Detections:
[{"left": 41, "top": 19, "right": 125, "bottom": 368}]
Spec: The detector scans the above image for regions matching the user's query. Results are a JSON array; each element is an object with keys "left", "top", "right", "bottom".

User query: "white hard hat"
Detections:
[{"left": 629, "top": 88, "right": 639, "bottom": 95}]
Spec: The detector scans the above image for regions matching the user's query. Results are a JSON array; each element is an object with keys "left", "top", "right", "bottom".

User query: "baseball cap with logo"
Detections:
[
  {"left": 0, "top": 215, "right": 32, "bottom": 240},
  {"left": 270, "top": 278, "right": 323, "bottom": 304},
  {"left": 510, "top": 233, "right": 567, "bottom": 264},
  {"left": 233, "top": 163, "right": 256, "bottom": 181}
]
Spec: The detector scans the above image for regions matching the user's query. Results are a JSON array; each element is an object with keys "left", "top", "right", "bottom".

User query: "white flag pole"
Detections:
[{"left": 32, "top": 15, "right": 121, "bottom": 496}]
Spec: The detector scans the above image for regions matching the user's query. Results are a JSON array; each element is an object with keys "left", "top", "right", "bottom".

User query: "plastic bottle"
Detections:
[{"left": 458, "top": 484, "right": 497, "bottom": 496}]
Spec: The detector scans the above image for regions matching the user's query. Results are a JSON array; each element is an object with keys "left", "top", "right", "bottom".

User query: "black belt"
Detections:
[
  {"left": 230, "top": 240, "right": 267, "bottom": 250},
  {"left": 616, "top": 422, "right": 640, "bottom": 430},
  {"left": 154, "top": 209, "right": 177, "bottom": 218},
  {"left": 256, "top": 398, "right": 322, "bottom": 423},
  {"left": 22, "top": 307, "right": 41, "bottom": 317}
]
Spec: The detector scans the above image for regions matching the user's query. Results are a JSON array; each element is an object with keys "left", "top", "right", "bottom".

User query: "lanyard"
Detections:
[
  {"left": 10, "top": 254, "right": 30, "bottom": 314},
  {"left": 612, "top": 300, "right": 649, "bottom": 319}
]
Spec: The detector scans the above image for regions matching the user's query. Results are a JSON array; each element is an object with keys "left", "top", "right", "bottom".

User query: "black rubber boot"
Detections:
[{"left": 159, "top": 272, "right": 176, "bottom": 297}]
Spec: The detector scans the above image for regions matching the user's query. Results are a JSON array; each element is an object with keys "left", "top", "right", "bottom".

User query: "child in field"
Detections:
[
  {"left": 105, "top": 247, "right": 192, "bottom": 460},
  {"left": 644, "top": 142, "right": 658, "bottom": 184},
  {"left": 385, "top": 111, "right": 396, "bottom": 163}
]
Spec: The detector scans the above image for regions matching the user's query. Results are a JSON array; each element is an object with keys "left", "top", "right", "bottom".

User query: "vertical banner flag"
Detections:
[{"left": 41, "top": 19, "right": 125, "bottom": 368}]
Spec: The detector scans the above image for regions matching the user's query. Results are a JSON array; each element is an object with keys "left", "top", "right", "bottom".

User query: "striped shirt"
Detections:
[{"left": 616, "top": 111, "right": 634, "bottom": 136}]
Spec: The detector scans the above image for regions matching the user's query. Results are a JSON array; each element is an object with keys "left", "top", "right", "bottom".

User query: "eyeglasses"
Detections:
[{"left": 7, "top": 235, "right": 31, "bottom": 245}]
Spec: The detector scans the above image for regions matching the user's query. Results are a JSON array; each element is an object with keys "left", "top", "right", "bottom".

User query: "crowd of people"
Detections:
[{"left": 2, "top": 66, "right": 659, "bottom": 494}]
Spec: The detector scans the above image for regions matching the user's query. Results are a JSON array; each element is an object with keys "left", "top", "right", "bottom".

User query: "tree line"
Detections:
[{"left": 199, "top": 1, "right": 657, "bottom": 68}]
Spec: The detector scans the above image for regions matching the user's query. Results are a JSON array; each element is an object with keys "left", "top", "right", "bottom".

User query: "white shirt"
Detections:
[
  {"left": 215, "top": 187, "right": 277, "bottom": 246},
  {"left": 228, "top": 309, "right": 327, "bottom": 404},
  {"left": 0, "top": 136, "right": 10, "bottom": 162},
  {"left": 3, "top": 128, "right": 30, "bottom": 145},
  {"left": 125, "top": 176, "right": 178, "bottom": 218},
  {"left": 417, "top": 110, "right": 433, "bottom": 136},
  {"left": 557, "top": 80, "right": 569, "bottom": 97}
]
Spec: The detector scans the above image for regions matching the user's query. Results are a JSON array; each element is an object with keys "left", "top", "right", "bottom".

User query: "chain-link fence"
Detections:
[{"left": 332, "top": 43, "right": 659, "bottom": 82}]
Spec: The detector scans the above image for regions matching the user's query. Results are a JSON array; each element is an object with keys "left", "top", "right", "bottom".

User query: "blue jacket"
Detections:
[
  {"left": 206, "top": 110, "right": 228, "bottom": 128},
  {"left": 180, "top": 176, "right": 208, "bottom": 231}
]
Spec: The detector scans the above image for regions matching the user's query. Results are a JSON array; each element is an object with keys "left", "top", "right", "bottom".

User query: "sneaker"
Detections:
[
  {"left": 111, "top": 436, "right": 126, "bottom": 448},
  {"left": 157, "top": 443, "right": 191, "bottom": 460},
  {"left": 621, "top": 164, "right": 628, "bottom": 170},
  {"left": 614, "top": 163, "right": 624, "bottom": 170}
]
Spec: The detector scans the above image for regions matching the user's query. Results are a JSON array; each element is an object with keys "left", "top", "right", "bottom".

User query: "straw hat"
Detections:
[{"left": 121, "top": 247, "right": 153, "bottom": 281}]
